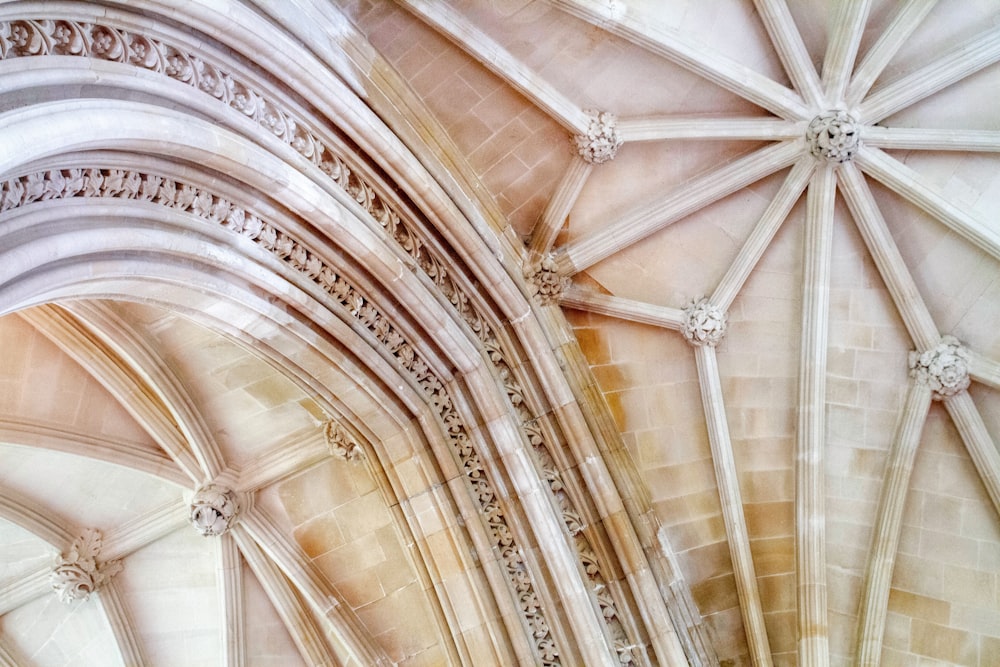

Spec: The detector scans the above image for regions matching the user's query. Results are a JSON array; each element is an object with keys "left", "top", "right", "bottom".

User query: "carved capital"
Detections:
[
  {"left": 189, "top": 484, "right": 240, "bottom": 536},
  {"left": 575, "top": 110, "right": 622, "bottom": 164},
  {"left": 50, "top": 529, "right": 122, "bottom": 603},
  {"left": 682, "top": 298, "right": 727, "bottom": 347},
  {"left": 525, "top": 255, "right": 569, "bottom": 305},
  {"left": 806, "top": 110, "right": 860, "bottom": 163},
  {"left": 909, "top": 335, "right": 971, "bottom": 400},
  {"left": 323, "top": 420, "right": 363, "bottom": 461}
]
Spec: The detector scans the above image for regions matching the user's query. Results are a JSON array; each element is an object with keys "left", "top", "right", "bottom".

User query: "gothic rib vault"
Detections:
[{"left": 0, "top": 1, "right": 999, "bottom": 666}]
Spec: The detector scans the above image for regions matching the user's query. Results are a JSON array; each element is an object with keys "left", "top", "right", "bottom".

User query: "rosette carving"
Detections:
[
  {"left": 682, "top": 298, "right": 727, "bottom": 347},
  {"left": 525, "top": 255, "right": 569, "bottom": 305},
  {"left": 909, "top": 335, "right": 971, "bottom": 399},
  {"left": 575, "top": 110, "right": 622, "bottom": 164},
  {"left": 50, "top": 529, "right": 122, "bottom": 603},
  {"left": 324, "top": 420, "right": 363, "bottom": 461},
  {"left": 806, "top": 110, "right": 860, "bottom": 163},
  {"left": 189, "top": 484, "right": 240, "bottom": 536}
]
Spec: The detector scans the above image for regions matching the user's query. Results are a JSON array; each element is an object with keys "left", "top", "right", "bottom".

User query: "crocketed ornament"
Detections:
[
  {"left": 682, "top": 298, "right": 728, "bottom": 347},
  {"left": 189, "top": 484, "right": 241, "bottom": 536},
  {"left": 806, "top": 110, "right": 860, "bottom": 163},
  {"left": 908, "top": 335, "right": 971, "bottom": 400}
]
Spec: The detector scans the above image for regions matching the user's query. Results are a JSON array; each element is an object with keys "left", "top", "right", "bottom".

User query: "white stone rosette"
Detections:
[
  {"left": 806, "top": 110, "right": 860, "bottom": 163},
  {"left": 908, "top": 335, "right": 971, "bottom": 399},
  {"left": 50, "top": 529, "right": 122, "bottom": 603},
  {"left": 189, "top": 484, "right": 241, "bottom": 536},
  {"left": 682, "top": 298, "right": 727, "bottom": 347},
  {"left": 575, "top": 110, "right": 622, "bottom": 164}
]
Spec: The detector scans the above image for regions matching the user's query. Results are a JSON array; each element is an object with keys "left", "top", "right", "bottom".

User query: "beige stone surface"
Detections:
[{"left": 0, "top": 1, "right": 998, "bottom": 665}]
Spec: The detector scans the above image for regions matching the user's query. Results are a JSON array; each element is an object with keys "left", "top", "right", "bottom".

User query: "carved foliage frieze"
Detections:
[
  {"left": 50, "top": 529, "right": 122, "bottom": 603},
  {"left": 0, "top": 19, "right": 325, "bottom": 164},
  {"left": 0, "top": 15, "right": 640, "bottom": 660},
  {"left": 0, "top": 166, "right": 559, "bottom": 664}
]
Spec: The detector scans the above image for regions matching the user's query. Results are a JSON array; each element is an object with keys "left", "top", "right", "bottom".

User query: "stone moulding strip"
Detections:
[
  {"left": 0, "top": 166, "right": 559, "bottom": 665},
  {"left": 0, "top": 15, "right": 640, "bottom": 662}
]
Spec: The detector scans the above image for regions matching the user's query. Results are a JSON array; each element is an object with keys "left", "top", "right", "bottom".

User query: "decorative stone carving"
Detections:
[
  {"left": 806, "top": 110, "right": 860, "bottom": 163},
  {"left": 682, "top": 298, "right": 727, "bottom": 347},
  {"left": 1, "top": 166, "right": 563, "bottom": 664},
  {"left": 909, "top": 335, "right": 971, "bottom": 400},
  {"left": 324, "top": 420, "right": 363, "bottom": 461},
  {"left": 50, "top": 529, "right": 122, "bottom": 603},
  {"left": 0, "top": 25, "right": 634, "bottom": 657},
  {"left": 525, "top": 255, "right": 569, "bottom": 305},
  {"left": 189, "top": 484, "right": 240, "bottom": 536},
  {"left": 575, "top": 110, "right": 622, "bottom": 164}
]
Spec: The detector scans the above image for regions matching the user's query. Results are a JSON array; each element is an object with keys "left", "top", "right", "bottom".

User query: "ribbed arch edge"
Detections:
[
  {"left": 0, "top": 5, "right": 706, "bottom": 657},
  {"left": 0, "top": 201, "right": 521, "bottom": 665}
]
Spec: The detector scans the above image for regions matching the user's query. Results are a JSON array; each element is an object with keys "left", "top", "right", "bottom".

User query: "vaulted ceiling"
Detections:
[{"left": 1, "top": 1, "right": 999, "bottom": 666}]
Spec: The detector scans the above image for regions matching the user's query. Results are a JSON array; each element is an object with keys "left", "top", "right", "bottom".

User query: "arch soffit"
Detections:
[
  {"left": 0, "top": 193, "right": 528, "bottom": 664},
  {"left": 0, "top": 11, "right": 669, "bottom": 661}
]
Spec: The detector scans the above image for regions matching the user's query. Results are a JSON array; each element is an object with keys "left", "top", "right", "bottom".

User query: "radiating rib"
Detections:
[
  {"left": 617, "top": 116, "right": 802, "bottom": 143},
  {"left": 821, "top": 0, "right": 872, "bottom": 104},
  {"left": 854, "top": 381, "right": 932, "bottom": 666},
  {"left": 232, "top": 526, "right": 340, "bottom": 667},
  {"left": 555, "top": 141, "right": 802, "bottom": 275},
  {"left": 713, "top": 157, "right": 815, "bottom": 309},
  {"left": 399, "top": 0, "right": 591, "bottom": 132},
  {"left": 98, "top": 578, "right": 149, "bottom": 667},
  {"left": 857, "top": 147, "right": 1000, "bottom": 263},
  {"left": 944, "top": 393, "right": 1000, "bottom": 517},
  {"left": 101, "top": 501, "right": 189, "bottom": 562},
  {"left": 65, "top": 301, "right": 226, "bottom": 479},
  {"left": 0, "top": 565, "right": 50, "bottom": 615},
  {"left": 753, "top": 0, "right": 823, "bottom": 107},
  {"left": 236, "top": 429, "right": 328, "bottom": 492},
  {"left": 218, "top": 534, "right": 246, "bottom": 667},
  {"left": 0, "top": 486, "right": 74, "bottom": 549},
  {"left": 846, "top": 0, "right": 941, "bottom": 106},
  {"left": 969, "top": 351, "right": 1000, "bottom": 390},
  {"left": 560, "top": 284, "right": 685, "bottom": 330},
  {"left": 837, "top": 164, "right": 940, "bottom": 350},
  {"left": 694, "top": 345, "right": 773, "bottom": 667},
  {"left": 862, "top": 126, "right": 1000, "bottom": 152},
  {"left": 529, "top": 159, "right": 594, "bottom": 258},
  {"left": 0, "top": 417, "right": 189, "bottom": 487},
  {"left": 240, "top": 508, "right": 391, "bottom": 665},
  {"left": 795, "top": 167, "right": 835, "bottom": 667},
  {"left": 860, "top": 24, "right": 1000, "bottom": 123},
  {"left": 19, "top": 306, "right": 202, "bottom": 483},
  {"left": 551, "top": 0, "right": 810, "bottom": 119}
]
